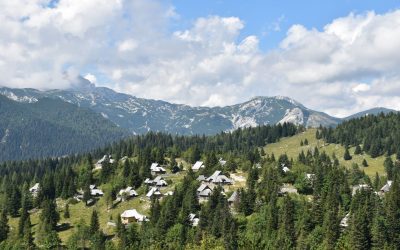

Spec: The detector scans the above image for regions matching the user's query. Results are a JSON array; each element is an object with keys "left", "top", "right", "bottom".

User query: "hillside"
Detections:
[
  {"left": 265, "top": 128, "right": 387, "bottom": 176},
  {"left": 0, "top": 81, "right": 340, "bottom": 135},
  {"left": 0, "top": 123, "right": 398, "bottom": 249},
  {"left": 0, "top": 95, "right": 129, "bottom": 161}
]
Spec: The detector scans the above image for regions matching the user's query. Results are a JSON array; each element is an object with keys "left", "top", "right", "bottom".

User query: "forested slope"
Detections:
[
  {"left": 0, "top": 96, "right": 129, "bottom": 161},
  {"left": 0, "top": 122, "right": 399, "bottom": 249},
  {"left": 319, "top": 112, "right": 400, "bottom": 158}
]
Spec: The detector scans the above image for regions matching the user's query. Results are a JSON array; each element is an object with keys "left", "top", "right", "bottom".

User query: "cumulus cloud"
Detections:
[{"left": 1, "top": 1, "right": 400, "bottom": 117}]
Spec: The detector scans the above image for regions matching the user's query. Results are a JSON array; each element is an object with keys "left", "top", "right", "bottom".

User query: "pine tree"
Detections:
[
  {"left": 91, "top": 231, "right": 106, "bottom": 250},
  {"left": 40, "top": 199, "right": 60, "bottom": 230},
  {"left": 150, "top": 198, "right": 161, "bottom": 225},
  {"left": 304, "top": 139, "right": 309, "bottom": 145},
  {"left": 0, "top": 210, "right": 9, "bottom": 243},
  {"left": 371, "top": 199, "right": 387, "bottom": 249},
  {"left": 276, "top": 195, "right": 296, "bottom": 249},
  {"left": 354, "top": 145, "right": 362, "bottom": 155},
  {"left": 64, "top": 203, "right": 70, "bottom": 219},
  {"left": 385, "top": 176, "right": 400, "bottom": 247},
  {"left": 18, "top": 194, "right": 30, "bottom": 236},
  {"left": 344, "top": 147, "right": 352, "bottom": 160},
  {"left": 8, "top": 187, "right": 21, "bottom": 217},
  {"left": 362, "top": 159, "right": 368, "bottom": 167},
  {"left": 42, "top": 230, "right": 61, "bottom": 250},
  {"left": 373, "top": 172, "right": 381, "bottom": 191},
  {"left": 384, "top": 156, "right": 394, "bottom": 180},
  {"left": 350, "top": 206, "right": 371, "bottom": 249},
  {"left": 370, "top": 143, "right": 381, "bottom": 158},
  {"left": 89, "top": 210, "right": 100, "bottom": 236},
  {"left": 116, "top": 213, "right": 126, "bottom": 239},
  {"left": 83, "top": 184, "right": 91, "bottom": 204},
  {"left": 205, "top": 151, "right": 218, "bottom": 173},
  {"left": 396, "top": 148, "right": 400, "bottom": 161},
  {"left": 22, "top": 216, "right": 35, "bottom": 250}
]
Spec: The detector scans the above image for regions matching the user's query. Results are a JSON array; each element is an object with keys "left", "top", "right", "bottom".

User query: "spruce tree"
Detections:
[
  {"left": 83, "top": 185, "right": 91, "bottom": 204},
  {"left": 89, "top": 210, "right": 100, "bottom": 236},
  {"left": 371, "top": 199, "right": 387, "bottom": 249},
  {"left": 8, "top": 187, "right": 21, "bottom": 217},
  {"left": 384, "top": 156, "right": 394, "bottom": 180},
  {"left": 91, "top": 231, "right": 106, "bottom": 250},
  {"left": 64, "top": 203, "right": 70, "bottom": 219},
  {"left": 385, "top": 176, "right": 400, "bottom": 247},
  {"left": 354, "top": 145, "right": 362, "bottom": 155},
  {"left": 276, "top": 195, "right": 296, "bottom": 249},
  {"left": 22, "top": 216, "right": 35, "bottom": 250},
  {"left": 362, "top": 159, "right": 368, "bottom": 167},
  {"left": 344, "top": 147, "right": 352, "bottom": 160},
  {"left": 373, "top": 172, "right": 381, "bottom": 191},
  {"left": 350, "top": 206, "right": 371, "bottom": 249},
  {"left": 0, "top": 210, "right": 9, "bottom": 243},
  {"left": 42, "top": 230, "right": 61, "bottom": 250},
  {"left": 18, "top": 195, "right": 30, "bottom": 236},
  {"left": 39, "top": 198, "right": 60, "bottom": 241}
]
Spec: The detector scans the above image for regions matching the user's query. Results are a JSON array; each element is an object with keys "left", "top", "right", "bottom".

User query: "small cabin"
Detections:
[
  {"left": 192, "top": 161, "right": 205, "bottom": 172},
  {"left": 150, "top": 163, "right": 166, "bottom": 175},
  {"left": 120, "top": 209, "right": 147, "bottom": 224},
  {"left": 146, "top": 187, "right": 163, "bottom": 199},
  {"left": 118, "top": 187, "right": 138, "bottom": 201},
  {"left": 29, "top": 183, "right": 40, "bottom": 197},
  {"left": 197, "top": 184, "right": 213, "bottom": 201},
  {"left": 206, "top": 171, "right": 233, "bottom": 185}
]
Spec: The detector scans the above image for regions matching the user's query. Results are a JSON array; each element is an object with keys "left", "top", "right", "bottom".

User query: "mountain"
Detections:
[
  {"left": 0, "top": 95, "right": 129, "bottom": 161},
  {"left": 343, "top": 107, "right": 397, "bottom": 120},
  {"left": 0, "top": 80, "right": 341, "bottom": 135}
]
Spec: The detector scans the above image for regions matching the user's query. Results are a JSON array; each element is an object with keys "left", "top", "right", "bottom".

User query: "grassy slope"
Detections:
[
  {"left": 264, "top": 128, "right": 388, "bottom": 177},
  {"left": 8, "top": 164, "right": 187, "bottom": 244},
  {"left": 5, "top": 156, "right": 252, "bottom": 245}
]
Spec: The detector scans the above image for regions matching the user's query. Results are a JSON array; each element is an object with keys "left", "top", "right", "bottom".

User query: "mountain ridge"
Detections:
[
  {"left": 343, "top": 107, "right": 397, "bottom": 120},
  {"left": 0, "top": 83, "right": 396, "bottom": 135},
  {"left": 0, "top": 85, "right": 339, "bottom": 134}
]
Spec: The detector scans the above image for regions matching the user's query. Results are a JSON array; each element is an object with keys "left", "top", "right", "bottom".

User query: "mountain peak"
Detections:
[{"left": 69, "top": 76, "right": 96, "bottom": 91}]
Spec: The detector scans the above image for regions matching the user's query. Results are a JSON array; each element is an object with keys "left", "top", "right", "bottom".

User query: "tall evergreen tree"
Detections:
[
  {"left": 0, "top": 210, "right": 9, "bottom": 243},
  {"left": 354, "top": 145, "right": 362, "bottom": 155},
  {"left": 22, "top": 216, "right": 35, "bottom": 250},
  {"left": 64, "top": 203, "right": 70, "bottom": 219},
  {"left": 40, "top": 199, "right": 60, "bottom": 230},
  {"left": 385, "top": 176, "right": 400, "bottom": 247},
  {"left": 276, "top": 195, "right": 296, "bottom": 249},
  {"left": 344, "top": 147, "right": 352, "bottom": 161},
  {"left": 384, "top": 156, "right": 394, "bottom": 180},
  {"left": 90, "top": 210, "right": 100, "bottom": 236},
  {"left": 18, "top": 194, "right": 30, "bottom": 236}
]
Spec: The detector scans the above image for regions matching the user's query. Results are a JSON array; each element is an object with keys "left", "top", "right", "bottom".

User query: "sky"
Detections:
[{"left": 1, "top": 0, "right": 400, "bottom": 117}]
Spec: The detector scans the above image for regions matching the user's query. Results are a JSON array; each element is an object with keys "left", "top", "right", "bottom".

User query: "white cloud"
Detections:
[
  {"left": 1, "top": 1, "right": 400, "bottom": 117},
  {"left": 118, "top": 39, "right": 138, "bottom": 52},
  {"left": 352, "top": 83, "right": 370, "bottom": 93},
  {"left": 84, "top": 73, "right": 97, "bottom": 84}
]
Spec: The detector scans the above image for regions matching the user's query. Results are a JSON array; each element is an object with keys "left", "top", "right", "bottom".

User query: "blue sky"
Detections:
[
  {"left": 171, "top": 0, "right": 400, "bottom": 50},
  {"left": 2, "top": 0, "right": 400, "bottom": 117}
]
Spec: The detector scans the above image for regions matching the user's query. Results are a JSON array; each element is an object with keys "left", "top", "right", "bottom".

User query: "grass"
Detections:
[
  {"left": 264, "top": 128, "right": 388, "bottom": 177},
  {"left": 7, "top": 168, "right": 188, "bottom": 245}
]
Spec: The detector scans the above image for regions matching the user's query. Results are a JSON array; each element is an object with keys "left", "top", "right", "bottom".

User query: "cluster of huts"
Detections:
[{"left": 196, "top": 170, "right": 234, "bottom": 201}]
